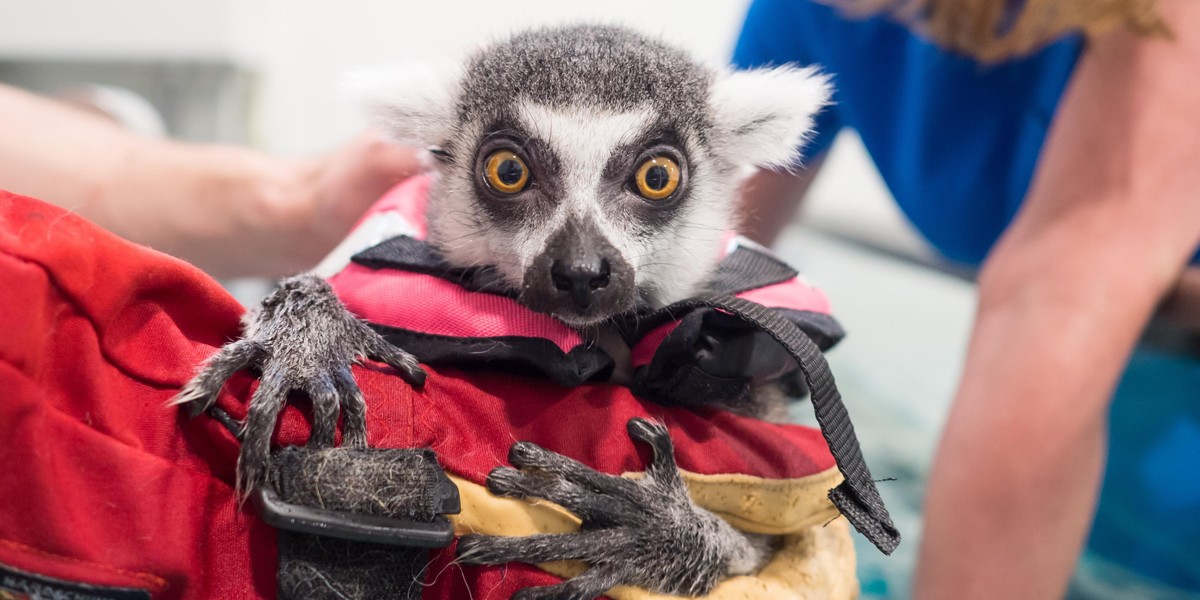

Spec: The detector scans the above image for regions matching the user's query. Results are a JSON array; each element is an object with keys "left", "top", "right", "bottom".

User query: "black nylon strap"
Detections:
[
  {"left": 704, "top": 245, "right": 799, "bottom": 296},
  {"left": 351, "top": 236, "right": 517, "bottom": 297},
  {"left": 351, "top": 235, "right": 445, "bottom": 274},
  {"left": 660, "top": 294, "right": 900, "bottom": 555}
]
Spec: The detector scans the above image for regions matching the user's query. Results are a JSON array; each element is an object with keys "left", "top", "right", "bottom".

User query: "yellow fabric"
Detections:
[{"left": 447, "top": 466, "right": 857, "bottom": 599}]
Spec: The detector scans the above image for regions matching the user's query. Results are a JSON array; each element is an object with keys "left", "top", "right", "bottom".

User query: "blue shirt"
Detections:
[
  {"left": 733, "top": 6, "right": 1200, "bottom": 592},
  {"left": 733, "top": 0, "right": 1082, "bottom": 267}
]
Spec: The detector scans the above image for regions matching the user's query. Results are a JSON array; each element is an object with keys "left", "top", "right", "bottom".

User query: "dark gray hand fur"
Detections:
[
  {"left": 172, "top": 275, "right": 424, "bottom": 493},
  {"left": 458, "top": 418, "right": 771, "bottom": 600},
  {"left": 174, "top": 23, "right": 832, "bottom": 600}
]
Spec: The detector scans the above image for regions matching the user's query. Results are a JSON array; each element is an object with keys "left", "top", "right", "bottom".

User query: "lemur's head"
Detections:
[{"left": 355, "top": 25, "right": 828, "bottom": 327}]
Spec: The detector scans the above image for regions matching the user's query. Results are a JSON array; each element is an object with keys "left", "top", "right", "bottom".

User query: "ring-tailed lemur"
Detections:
[{"left": 174, "top": 25, "right": 830, "bottom": 600}]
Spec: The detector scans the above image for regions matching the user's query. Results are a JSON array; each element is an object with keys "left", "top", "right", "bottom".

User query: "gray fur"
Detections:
[
  {"left": 175, "top": 24, "right": 832, "bottom": 599},
  {"left": 455, "top": 25, "right": 713, "bottom": 139},
  {"left": 172, "top": 275, "right": 425, "bottom": 494},
  {"left": 425, "top": 27, "right": 724, "bottom": 318},
  {"left": 458, "top": 418, "right": 771, "bottom": 599},
  {"left": 275, "top": 447, "right": 446, "bottom": 600},
  {"left": 360, "top": 24, "right": 829, "bottom": 322}
]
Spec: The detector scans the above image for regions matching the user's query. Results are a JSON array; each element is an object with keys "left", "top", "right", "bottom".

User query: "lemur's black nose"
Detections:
[{"left": 551, "top": 258, "right": 611, "bottom": 309}]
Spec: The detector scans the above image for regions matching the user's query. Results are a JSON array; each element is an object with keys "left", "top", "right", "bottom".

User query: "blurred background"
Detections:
[{"left": 0, "top": 1, "right": 974, "bottom": 596}]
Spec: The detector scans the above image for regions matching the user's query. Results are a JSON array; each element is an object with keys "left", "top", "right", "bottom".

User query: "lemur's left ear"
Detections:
[
  {"left": 709, "top": 66, "right": 832, "bottom": 169},
  {"left": 344, "top": 62, "right": 461, "bottom": 149}
]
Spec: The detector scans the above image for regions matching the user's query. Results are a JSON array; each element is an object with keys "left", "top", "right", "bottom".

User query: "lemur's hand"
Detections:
[
  {"left": 458, "top": 418, "right": 767, "bottom": 600},
  {"left": 171, "top": 274, "right": 425, "bottom": 492}
]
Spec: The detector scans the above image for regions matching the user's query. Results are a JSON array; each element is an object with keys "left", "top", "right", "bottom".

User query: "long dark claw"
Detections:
[
  {"left": 508, "top": 441, "right": 639, "bottom": 498},
  {"left": 377, "top": 345, "right": 426, "bottom": 387},
  {"left": 306, "top": 375, "right": 340, "bottom": 448},
  {"left": 171, "top": 339, "right": 264, "bottom": 417},
  {"left": 332, "top": 366, "right": 368, "bottom": 449},
  {"left": 361, "top": 323, "right": 426, "bottom": 387},
  {"left": 626, "top": 418, "right": 680, "bottom": 484},
  {"left": 237, "top": 371, "right": 289, "bottom": 495}
]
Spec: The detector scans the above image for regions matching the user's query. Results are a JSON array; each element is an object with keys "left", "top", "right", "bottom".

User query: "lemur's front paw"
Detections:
[
  {"left": 457, "top": 418, "right": 763, "bottom": 600},
  {"left": 171, "top": 274, "right": 425, "bottom": 493}
]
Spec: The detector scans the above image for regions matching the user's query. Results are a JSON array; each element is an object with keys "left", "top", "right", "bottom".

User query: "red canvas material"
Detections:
[{"left": 0, "top": 191, "right": 837, "bottom": 598}]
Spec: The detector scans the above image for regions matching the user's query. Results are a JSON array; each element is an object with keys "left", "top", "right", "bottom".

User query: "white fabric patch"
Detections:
[{"left": 311, "top": 211, "right": 419, "bottom": 279}]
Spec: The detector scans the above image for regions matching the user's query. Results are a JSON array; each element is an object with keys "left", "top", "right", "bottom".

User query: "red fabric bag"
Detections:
[{"left": 0, "top": 191, "right": 851, "bottom": 599}]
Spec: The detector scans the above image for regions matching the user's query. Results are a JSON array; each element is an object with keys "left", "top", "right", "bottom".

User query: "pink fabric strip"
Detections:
[
  {"left": 329, "top": 263, "right": 584, "bottom": 353},
  {"left": 736, "top": 277, "right": 832, "bottom": 313}
]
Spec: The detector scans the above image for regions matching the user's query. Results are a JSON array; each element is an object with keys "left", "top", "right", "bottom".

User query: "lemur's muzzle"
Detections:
[
  {"left": 521, "top": 219, "right": 634, "bottom": 323},
  {"left": 551, "top": 255, "right": 611, "bottom": 310}
]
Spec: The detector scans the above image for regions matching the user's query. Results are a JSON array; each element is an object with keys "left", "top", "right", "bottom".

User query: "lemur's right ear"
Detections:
[
  {"left": 709, "top": 65, "right": 831, "bottom": 169},
  {"left": 345, "top": 62, "right": 461, "bottom": 148}
]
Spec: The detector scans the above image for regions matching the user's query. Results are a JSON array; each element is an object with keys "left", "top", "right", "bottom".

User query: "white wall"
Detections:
[
  {"left": 0, "top": 0, "right": 265, "bottom": 61},
  {"left": 249, "top": 0, "right": 751, "bottom": 155},
  {"left": 244, "top": 1, "right": 929, "bottom": 258},
  {"left": 1, "top": 0, "right": 747, "bottom": 153}
]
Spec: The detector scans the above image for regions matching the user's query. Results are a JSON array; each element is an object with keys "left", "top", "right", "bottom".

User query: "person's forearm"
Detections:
[
  {"left": 737, "top": 160, "right": 824, "bottom": 246},
  {"left": 0, "top": 84, "right": 309, "bottom": 276},
  {"left": 0, "top": 84, "right": 137, "bottom": 213},
  {"left": 0, "top": 85, "right": 420, "bottom": 278},
  {"left": 916, "top": 251, "right": 1160, "bottom": 599},
  {"left": 915, "top": 189, "right": 1187, "bottom": 598},
  {"left": 915, "top": 2, "right": 1200, "bottom": 596},
  {"left": 90, "top": 140, "right": 318, "bottom": 277}
]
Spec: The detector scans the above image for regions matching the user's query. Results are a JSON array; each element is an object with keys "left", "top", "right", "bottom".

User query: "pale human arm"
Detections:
[
  {"left": 737, "top": 158, "right": 825, "bottom": 246},
  {"left": 914, "top": 1, "right": 1200, "bottom": 597},
  {"left": 0, "top": 84, "right": 420, "bottom": 278}
]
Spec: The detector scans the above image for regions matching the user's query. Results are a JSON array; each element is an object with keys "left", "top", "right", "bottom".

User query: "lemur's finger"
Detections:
[
  {"left": 511, "top": 566, "right": 625, "bottom": 600},
  {"left": 237, "top": 368, "right": 289, "bottom": 495},
  {"left": 626, "top": 418, "right": 682, "bottom": 486},
  {"left": 306, "top": 374, "right": 339, "bottom": 448},
  {"left": 457, "top": 530, "right": 627, "bottom": 566},
  {"left": 331, "top": 366, "right": 368, "bottom": 449},
  {"left": 486, "top": 467, "right": 635, "bottom": 526},
  {"left": 358, "top": 322, "right": 426, "bottom": 387},
  {"left": 508, "top": 441, "right": 639, "bottom": 498},
  {"left": 170, "top": 339, "right": 264, "bottom": 417}
]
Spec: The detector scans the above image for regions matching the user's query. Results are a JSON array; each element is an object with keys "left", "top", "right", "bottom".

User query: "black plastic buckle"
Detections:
[{"left": 254, "top": 483, "right": 460, "bottom": 548}]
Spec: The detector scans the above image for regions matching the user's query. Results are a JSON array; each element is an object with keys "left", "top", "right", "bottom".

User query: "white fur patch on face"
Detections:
[
  {"left": 426, "top": 98, "right": 740, "bottom": 315},
  {"left": 515, "top": 100, "right": 655, "bottom": 183},
  {"left": 509, "top": 100, "right": 744, "bottom": 310},
  {"left": 509, "top": 100, "right": 656, "bottom": 269}
]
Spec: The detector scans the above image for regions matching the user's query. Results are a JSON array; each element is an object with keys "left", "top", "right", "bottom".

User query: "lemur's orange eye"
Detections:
[
  {"left": 484, "top": 150, "right": 529, "bottom": 194},
  {"left": 633, "top": 156, "right": 680, "bottom": 201}
]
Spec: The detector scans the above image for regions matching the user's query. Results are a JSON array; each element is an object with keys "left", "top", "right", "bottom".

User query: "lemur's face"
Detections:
[
  {"left": 356, "top": 26, "right": 829, "bottom": 327},
  {"left": 452, "top": 107, "right": 697, "bottom": 325}
]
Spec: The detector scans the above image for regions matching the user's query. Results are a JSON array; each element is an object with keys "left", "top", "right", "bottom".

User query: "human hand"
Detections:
[
  {"left": 74, "top": 129, "right": 422, "bottom": 279},
  {"left": 117, "top": 130, "right": 422, "bottom": 279},
  {"left": 0, "top": 85, "right": 422, "bottom": 278},
  {"left": 247, "top": 131, "right": 423, "bottom": 277}
]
